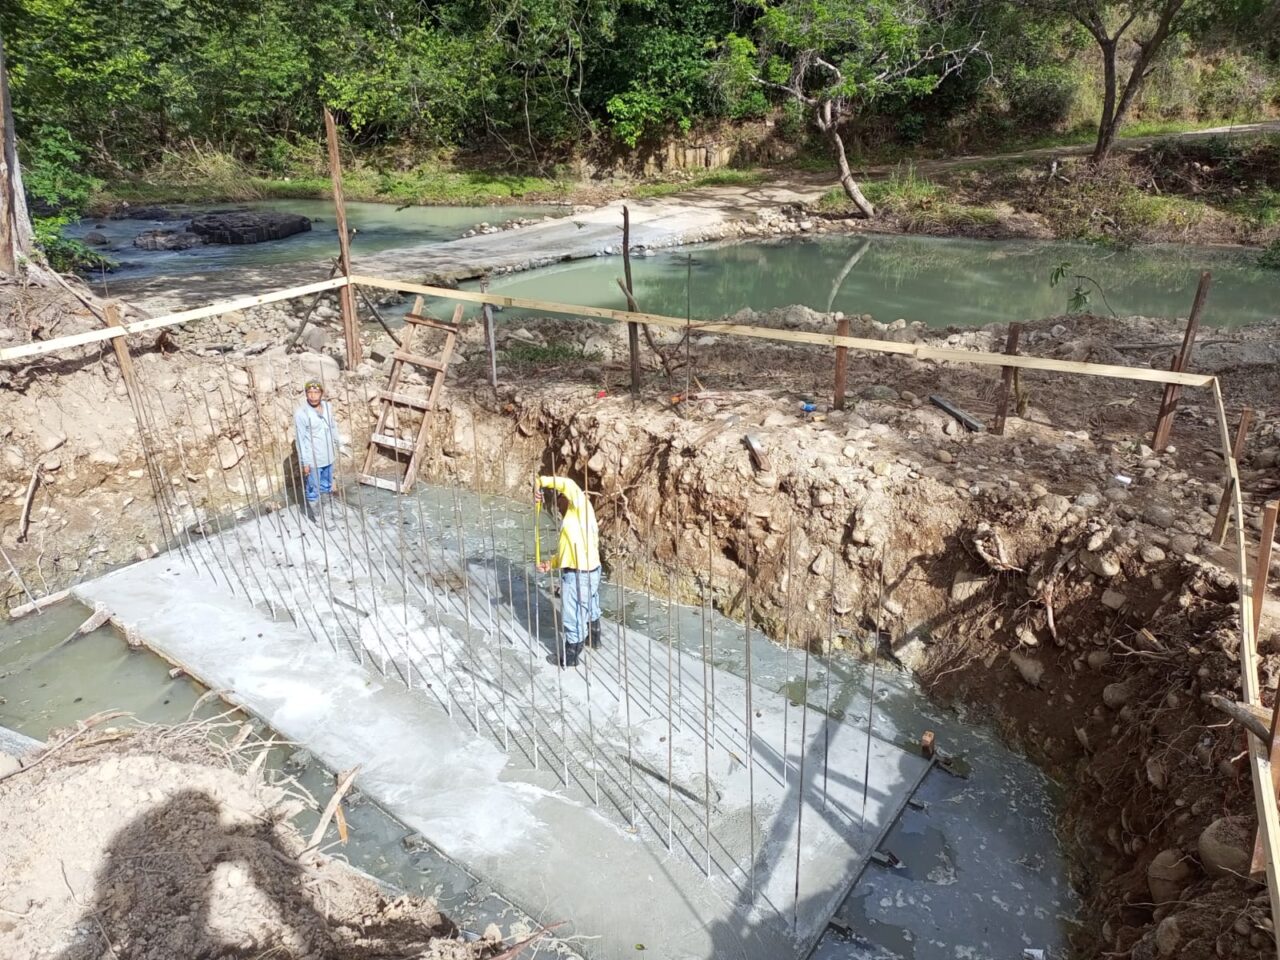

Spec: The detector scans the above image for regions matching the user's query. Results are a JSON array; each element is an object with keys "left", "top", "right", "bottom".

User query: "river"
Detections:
[{"left": 74, "top": 199, "right": 1278, "bottom": 328}]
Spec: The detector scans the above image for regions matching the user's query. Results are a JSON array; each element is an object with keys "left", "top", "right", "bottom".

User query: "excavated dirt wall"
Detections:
[{"left": 6, "top": 288, "right": 1280, "bottom": 958}]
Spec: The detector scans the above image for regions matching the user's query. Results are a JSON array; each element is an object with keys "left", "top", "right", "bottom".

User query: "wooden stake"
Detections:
[
  {"left": 1253, "top": 500, "right": 1278, "bottom": 646},
  {"left": 1152, "top": 271, "right": 1211, "bottom": 452},
  {"left": 481, "top": 276, "right": 498, "bottom": 391},
  {"left": 833, "top": 316, "right": 850, "bottom": 410},
  {"left": 1212, "top": 407, "right": 1254, "bottom": 545},
  {"left": 324, "top": 107, "right": 361, "bottom": 367},
  {"left": 623, "top": 205, "right": 640, "bottom": 397},
  {"left": 1253, "top": 500, "right": 1280, "bottom": 876},
  {"left": 993, "top": 322, "right": 1023, "bottom": 436}
]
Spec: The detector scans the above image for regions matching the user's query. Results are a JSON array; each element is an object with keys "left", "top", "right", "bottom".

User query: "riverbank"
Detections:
[{"left": 85, "top": 124, "right": 1280, "bottom": 270}]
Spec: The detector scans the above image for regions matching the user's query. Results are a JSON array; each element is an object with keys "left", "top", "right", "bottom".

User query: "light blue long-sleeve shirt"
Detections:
[{"left": 294, "top": 399, "right": 339, "bottom": 468}]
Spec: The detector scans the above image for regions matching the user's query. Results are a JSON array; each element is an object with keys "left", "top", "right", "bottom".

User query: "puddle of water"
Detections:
[
  {"left": 1, "top": 481, "right": 1078, "bottom": 958},
  {"left": 67, "top": 199, "right": 561, "bottom": 281},
  {"left": 477, "top": 233, "right": 1278, "bottom": 327},
  {"left": 0, "top": 604, "right": 531, "bottom": 939}
]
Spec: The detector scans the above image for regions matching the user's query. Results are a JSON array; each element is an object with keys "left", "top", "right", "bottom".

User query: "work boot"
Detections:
[
  {"left": 560, "top": 641, "right": 583, "bottom": 668},
  {"left": 304, "top": 500, "right": 319, "bottom": 523},
  {"left": 589, "top": 619, "right": 602, "bottom": 649}
]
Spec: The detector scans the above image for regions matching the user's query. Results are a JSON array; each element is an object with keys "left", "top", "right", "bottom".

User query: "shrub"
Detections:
[{"left": 1261, "top": 239, "right": 1280, "bottom": 270}]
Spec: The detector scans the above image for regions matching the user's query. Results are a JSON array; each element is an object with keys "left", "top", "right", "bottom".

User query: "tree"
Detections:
[
  {"left": 0, "top": 29, "right": 36, "bottom": 275},
  {"left": 724, "top": 0, "right": 986, "bottom": 218},
  {"left": 1068, "top": 1, "right": 1196, "bottom": 162}
]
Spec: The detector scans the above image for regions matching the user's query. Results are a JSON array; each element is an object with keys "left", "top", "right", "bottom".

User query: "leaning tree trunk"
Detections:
[
  {"left": 1092, "top": 37, "right": 1119, "bottom": 164},
  {"left": 0, "top": 30, "right": 36, "bottom": 276},
  {"left": 818, "top": 100, "right": 875, "bottom": 218}
]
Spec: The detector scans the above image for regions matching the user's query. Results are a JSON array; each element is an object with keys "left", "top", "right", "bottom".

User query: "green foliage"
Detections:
[
  {"left": 630, "top": 169, "right": 766, "bottom": 198},
  {"left": 503, "top": 342, "right": 599, "bottom": 365},
  {"left": 1050, "top": 261, "right": 1092, "bottom": 313},
  {"left": 1260, "top": 239, "right": 1280, "bottom": 270},
  {"left": 17, "top": 124, "right": 107, "bottom": 270}
]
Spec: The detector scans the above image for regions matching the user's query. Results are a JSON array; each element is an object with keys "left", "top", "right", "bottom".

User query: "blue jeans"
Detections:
[
  {"left": 303, "top": 463, "right": 333, "bottom": 502},
  {"left": 561, "top": 567, "right": 601, "bottom": 648}
]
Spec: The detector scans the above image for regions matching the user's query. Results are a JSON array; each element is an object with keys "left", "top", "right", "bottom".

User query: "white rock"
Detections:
[{"left": 1010, "top": 651, "right": 1044, "bottom": 687}]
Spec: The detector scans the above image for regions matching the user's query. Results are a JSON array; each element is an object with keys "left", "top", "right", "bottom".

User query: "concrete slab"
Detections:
[{"left": 74, "top": 500, "right": 928, "bottom": 959}]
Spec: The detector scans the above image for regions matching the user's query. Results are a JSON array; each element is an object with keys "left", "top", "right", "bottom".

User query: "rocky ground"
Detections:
[
  {"left": 5, "top": 280, "right": 1280, "bottom": 958},
  {"left": 0, "top": 718, "right": 530, "bottom": 960}
]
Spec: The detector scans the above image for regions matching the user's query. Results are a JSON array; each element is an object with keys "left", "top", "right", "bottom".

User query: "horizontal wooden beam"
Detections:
[
  {"left": 0, "top": 276, "right": 349, "bottom": 363},
  {"left": 349, "top": 274, "right": 1214, "bottom": 389},
  {"left": 1, "top": 270, "right": 1216, "bottom": 390}
]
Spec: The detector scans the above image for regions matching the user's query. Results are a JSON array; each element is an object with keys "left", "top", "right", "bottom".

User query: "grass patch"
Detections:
[
  {"left": 630, "top": 168, "right": 767, "bottom": 199},
  {"left": 1261, "top": 239, "right": 1280, "bottom": 270},
  {"left": 502, "top": 342, "right": 600, "bottom": 366},
  {"left": 90, "top": 147, "right": 576, "bottom": 212}
]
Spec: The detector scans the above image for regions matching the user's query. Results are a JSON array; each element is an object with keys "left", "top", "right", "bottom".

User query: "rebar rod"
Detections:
[
  {"left": 781, "top": 528, "right": 795, "bottom": 784},
  {"left": 521, "top": 506, "right": 538, "bottom": 767},
  {"left": 822, "top": 554, "right": 836, "bottom": 812},
  {"left": 745, "top": 580, "right": 755, "bottom": 901},
  {"left": 701, "top": 532, "right": 713, "bottom": 877},
  {"left": 666, "top": 567, "right": 675, "bottom": 850},
  {"left": 449, "top": 477, "right": 482, "bottom": 734},
  {"left": 486, "top": 499, "right": 510, "bottom": 752},
  {"left": 617, "top": 550, "right": 635, "bottom": 827},
  {"left": 545, "top": 457, "right": 569, "bottom": 788},
  {"left": 793, "top": 578, "right": 814, "bottom": 933},
  {"left": 862, "top": 553, "right": 885, "bottom": 827}
]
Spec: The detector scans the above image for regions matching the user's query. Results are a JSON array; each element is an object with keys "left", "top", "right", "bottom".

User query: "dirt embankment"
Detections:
[
  {"left": 0, "top": 719, "right": 523, "bottom": 960},
  {"left": 6, "top": 282, "right": 1280, "bottom": 958}
]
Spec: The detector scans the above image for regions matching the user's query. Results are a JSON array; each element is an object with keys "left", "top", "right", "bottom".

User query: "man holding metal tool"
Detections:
[
  {"left": 294, "top": 379, "right": 340, "bottom": 523},
  {"left": 535, "top": 475, "right": 602, "bottom": 668}
]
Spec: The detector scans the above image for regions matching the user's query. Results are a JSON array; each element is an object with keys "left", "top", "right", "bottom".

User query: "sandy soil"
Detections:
[{"left": 0, "top": 719, "right": 519, "bottom": 960}]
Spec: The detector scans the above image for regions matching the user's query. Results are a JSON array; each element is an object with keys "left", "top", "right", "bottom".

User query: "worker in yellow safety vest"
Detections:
[{"left": 535, "top": 475, "right": 601, "bottom": 668}]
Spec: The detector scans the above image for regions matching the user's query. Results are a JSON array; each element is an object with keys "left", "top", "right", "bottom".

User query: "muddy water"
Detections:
[
  {"left": 1, "top": 482, "right": 1077, "bottom": 959},
  {"left": 0, "top": 600, "right": 537, "bottom": 940},
  {"left": 478, "top": 234, "right": 1277, "bottom": 328}
]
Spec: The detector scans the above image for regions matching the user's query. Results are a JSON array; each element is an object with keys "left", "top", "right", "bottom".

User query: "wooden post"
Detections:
[
  {"left": 1152, "top": 271, "right": 1211, "bottom": 452},
  {"left": 833, "top": 316, "right": 850, "bottom": 410},
  {"left": 1251, "top": 499, "right": 1280, "bottom": 876},
  {"left": 992, "top": 322, "right": 1023, "bottom": 436},
  {"left": 623, "top": 205, "right": 640, "bottom": 397},
  {"left": 481, "top": 276, "right": 498, "bottom": 391},
  {"left": 1253, "top": 500, "right": 1278, "bottom": 645},
  {"left": 324, "top": 107, "right": 361, "bottom": 367},
  {"left": 1212, "top": 407, "right": 1254, "bottom": 545},
  {"left": 104, "top": 303, "right": 141, "bottom": 398}
]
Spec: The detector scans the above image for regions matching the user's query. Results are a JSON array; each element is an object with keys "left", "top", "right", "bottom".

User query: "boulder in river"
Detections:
[
  {"left": 111, "top": 204, "right": 188, "bottom": 221},
  {"left": 134, "top": 229, "right": 205, "bottom": 251},
  {"left": 190, "top": 210, "right": 311, "bottom": 245}
]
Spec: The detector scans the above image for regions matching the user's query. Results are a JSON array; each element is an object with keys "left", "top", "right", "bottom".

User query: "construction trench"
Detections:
[{"left": 3, "top": 270, "right": 1280, "bottom": 960}]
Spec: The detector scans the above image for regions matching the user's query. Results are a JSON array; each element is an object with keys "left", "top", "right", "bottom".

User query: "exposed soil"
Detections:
[
  {"left": 0, "top": 719, "right": 522, "bottom": 960},
  {"left": 5, "top": 278, "right": 1280, "bottom": 958}
]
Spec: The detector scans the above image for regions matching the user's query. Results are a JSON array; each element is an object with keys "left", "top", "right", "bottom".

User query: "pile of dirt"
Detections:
[{"left": 0, "top": 719, "right": 518, "bottom": 960}]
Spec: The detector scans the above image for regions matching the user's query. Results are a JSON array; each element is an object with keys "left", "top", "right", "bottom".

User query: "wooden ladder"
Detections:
[{"left": 357, "top": 297, "right": 462, "bottom": 494}]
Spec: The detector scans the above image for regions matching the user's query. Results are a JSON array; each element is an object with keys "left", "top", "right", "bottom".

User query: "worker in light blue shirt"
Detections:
[{"left": 294, "top": 379, "right": 340, "bottom": 522}]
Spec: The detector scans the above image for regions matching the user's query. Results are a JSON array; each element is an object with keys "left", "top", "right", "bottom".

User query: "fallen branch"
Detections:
[
  {"left": 490, "top": 920, "right": 567, "bottom": 960},
  {"left": 1205, "top": 693, "right": 1271, "bottom": 743},
  {"left": 17, "top": 465, "right": 39, "bottom": 542},
  {"left": 304, "top": 765, "right": 361, "bottom": 853},
  {"left": 615, "top": 278, "right": 677, "bottom": 377},
  {"left": 0, "top": 709, "right": 131, "bottom": 784}
]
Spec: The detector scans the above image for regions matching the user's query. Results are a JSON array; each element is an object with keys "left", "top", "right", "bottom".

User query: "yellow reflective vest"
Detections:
[{"left": 539, "top": 475, "right": 600, "bottom": 571}]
